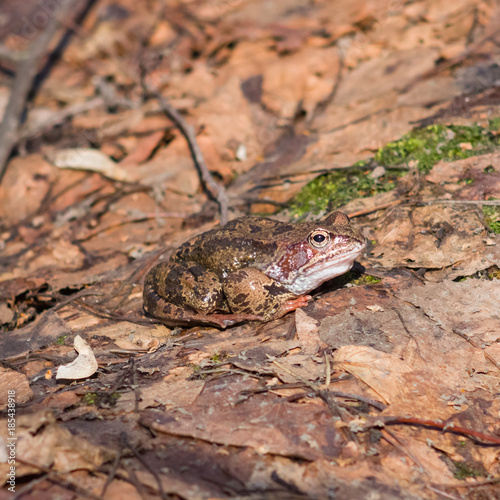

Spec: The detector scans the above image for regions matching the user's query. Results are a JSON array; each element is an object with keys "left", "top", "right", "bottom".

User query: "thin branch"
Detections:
[
  {"left": 349, "top": 198, "right": 500, "bottom": 219},
  {"left": 14, "top": 458, "right": 104, "bottom": 500},
  {"left": 0, "top": 44, "right": 26, "bottom": 65},
  {"left": 370, "top": 416, "right": 500, "bottom": 445},
  {"left": 433, "top": 477, "right": 500, "bottom": 489},
  {"left": 73, "top": 298, "right": 159, "bottom": 326},
  {"left": 427, "top": 485, "right": 463, "bottom": 500},
  {"left": 18, "top": 96, "right": 105, "bottom": 142},
  {"left": 348, "top": 200, "right": 402, "bottom": 218},
  {"left": 421, "top": 199, "right": 500, "bottom": 206},
  {"left": 381, "top": 429, "right": 427, "bottom": 472},
  {"left": 241, "top": 373, "right": 387, "bottom": 411},
  {"left": 147, "top": 87, "right": 229, "bottom": 225},
  {"left": 100, "top": 445, "right": 124, "bottom": 499},
  {"left": 451, "top": 328, "right": 500, "bottom": 371},
  {"left": 75, "top": 212, "right": 188, "bottom": 242},
  {"left": 120, "top": 433, "right": 168, "bottom": 500},
  {"left": 0, "top": 0, "right": 80, "bottom": 182},
  {"left": 271, "top": 358, "right": 358, "bottom": 442}
]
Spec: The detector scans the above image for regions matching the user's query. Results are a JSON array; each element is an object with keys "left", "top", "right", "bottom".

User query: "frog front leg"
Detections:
[
  {"left": 144, "top": 261, "right": 264, "bottom": 328},
  {"left": 223, "top": 267, "right": 312, "bottom": 321}
]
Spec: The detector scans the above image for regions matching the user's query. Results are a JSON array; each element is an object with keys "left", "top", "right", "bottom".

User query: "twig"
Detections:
[
  {"left": 121, "top": 462, "right": 149, "bottom": 500},
  {"left": 348, "top": 200, "right": 402, "bottom": 218},
  {"left": 421, "top": 199, "right": 500, "bottom": 206},
  {"left": 74, "top": 298, "right": 160, "bottom": 326},
  {"left": 427, "top": 485, "right": 463, "bottom": 500},
  {"left": 147, "top": 87, "right": 229, "bottom": 225},
  {"left": 18, "top": 96, "right": 105, "bottom": 142},
  {"left": 0, "top": 44, "right": 26, "bottom": 65},
  {"left": 370, "top": 416, "right": 500, "bottom": 445},
  {"left": 452, "top": 328, "right": 500, "bottom": 371},
  {"left": 271, "top": 358, "right": 357, "bottom": 442},
  {"left": 120, "top": 433, "right": 168, "bottom": 500},
  {"left": 108, "top": 246, "right": 170, "bottom": 313},
  {"left": 433, "top": 477, "right": 500, "bottom": 489},
  {"left": 350, "top": 198, "right": 500, "bottom": 219},
  {"left": 0, "top": 0, "right": 79, "bottom": 182},
  {"left": 14, "top": 458, "right": 104, "bottom": 500},
  {"left": 76, "top": 213, "right": 187, "bottom": 242},
  {"left": 323, "top": 352, "right": 331, "bottom": 388},
  {"left": 381, "top": 428, "right": 427, "bottom": 472},
  {"left": 100, "top": 444, "right": 124, "bottom": 499},
  {"left": 240, "top": 382, "right": 387, "bottom": 411},
  {"left": 328, "top": 391, "right": 387, "bottom": 411},
  {"left": 11, "top": 473, "right": 50, "bottom": 500}
]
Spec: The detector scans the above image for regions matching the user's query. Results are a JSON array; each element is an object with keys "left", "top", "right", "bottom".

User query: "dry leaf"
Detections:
[
  {"left": 56, "top": 335, "right": 98, "bottom": 380},
  {"left": 0, "top": 367, "right": 33, "bottom": 410},
  {"left": 46, "top": 148, "right": 137, "bottom": 183},
  {"left": 334, "top": 345, "right": 414, "bottom": 405}
]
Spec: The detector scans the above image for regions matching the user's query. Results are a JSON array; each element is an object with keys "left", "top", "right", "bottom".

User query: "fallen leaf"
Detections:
[
  {"left": 56, "top": 335, "right": 98, "bottom": 380},
  {"left": 46, "top": 148, "right": 137, "bottom": 183},
  {"left": 0, "top": 410, "right": 113, "bottom": 483},
  {"left": 0, "top": 367, "right": 33, "bottom": 410}
]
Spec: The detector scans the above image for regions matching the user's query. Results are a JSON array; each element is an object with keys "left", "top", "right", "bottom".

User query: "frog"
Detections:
[{"left": 143, "top": 211, "right": 365, "bottom": 328}]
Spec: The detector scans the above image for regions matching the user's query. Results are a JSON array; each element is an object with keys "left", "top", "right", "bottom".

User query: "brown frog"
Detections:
[{"left": 143, "top": 211, "right": 365, "bottom": 328}]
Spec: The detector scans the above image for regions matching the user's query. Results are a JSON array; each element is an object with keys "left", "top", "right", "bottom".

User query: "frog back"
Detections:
[{"left": 170, "top": 217, "right": 292, "bottom": 277}]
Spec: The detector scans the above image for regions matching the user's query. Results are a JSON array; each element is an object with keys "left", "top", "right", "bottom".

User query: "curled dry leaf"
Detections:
[
  {"left": 46, "top": 148, "right": 137, "bottom": 183},
  {"left": 56, "top": 335, "right": 98, "bottom": 380}
]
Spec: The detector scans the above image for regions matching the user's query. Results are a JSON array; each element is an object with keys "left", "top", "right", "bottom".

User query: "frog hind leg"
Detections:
[
  {"left": 143, "top": 262, "right": 264, "bottom": 328},
  {"left": 144, "top": 285, "right": 261, "bottom": 328},
  {"left": 223, "top": 267, "right": 312, "bottom": 321}
]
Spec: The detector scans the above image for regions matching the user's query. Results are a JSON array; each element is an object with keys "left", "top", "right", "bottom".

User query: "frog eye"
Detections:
[{"left": 309, "top": 230, "right": 331, "bottom": 249}]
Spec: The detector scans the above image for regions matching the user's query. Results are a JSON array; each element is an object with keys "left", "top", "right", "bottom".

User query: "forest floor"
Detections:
[{"left": 1, "top": 0, "right": 500, "bottom": 499}]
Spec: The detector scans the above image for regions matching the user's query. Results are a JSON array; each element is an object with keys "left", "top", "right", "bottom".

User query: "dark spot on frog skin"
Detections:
[
  {"left": 248, "top": 224, "right": 264, "bottom": 233},
  {"left": 264, "top": 281, "right": 285, "bottom": 296},
  {"left": 271, "top": 224, "right": 295, "bottom": 234},
  {"left": 187, "top": 263, "right": 209, "bottom": 279},
  {"left": 233, "top": 293, "right": 247, "bottom": 303}
]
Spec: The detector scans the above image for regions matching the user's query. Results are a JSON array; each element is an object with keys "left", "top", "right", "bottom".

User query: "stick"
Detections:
[
  {"left": 0, "top": 0, "right": 80, "bottom": 182},
  {"left": 148, "top": 88, "right": 229, "bottom": 225},
  {"left": 372, "top": 416, "right": 500, "bottom": 445}
]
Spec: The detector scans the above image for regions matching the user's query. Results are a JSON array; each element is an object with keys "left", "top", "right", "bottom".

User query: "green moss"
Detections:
[
  {"left": 55, "top": 335, "right": 68, "bottom": 345},
  {"left": 453, "top": 265, "right": 500, "bottom": 282},
  {"left": 488, "top": 266, "right": 500, "bottom": 279},
  {"left": 375, "top": 124, "right": 499, "bottom": 173},
  {"left": 289, "top": 120, "right": 500, "bottom": 217},
  {"left": 452, "top": 460, "right": 486, "bottom": 480},
  {"left": 459, "top": 178, "right": 474, "bottom": 185},
  {"left": 355, "top": 275, "right": 381, "bottom": 285},
  {"left": 81, "top": 391, "right": 120, "bottom": 407},
  {"left": 210, "top": 352, "right": 221, "bottom": 363},
  {"left": 483, "top": 199, "right": 500, "bottom": 233},
  {"left": 489, "top": 116, "right": 500, "bottom": 130},
  {"left": 323, "top": 269, "right": 380, "bottom": 288},
  {"left": 289, "top": 166, "right": 402, "bottom": 216},
  {"left": 82, "top": 393, "right": 98, "bottom": 405}
]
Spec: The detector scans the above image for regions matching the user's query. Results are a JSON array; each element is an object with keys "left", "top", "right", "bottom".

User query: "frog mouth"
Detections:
[{"left": 284, "top": 248, "right": 364, "bottom": 296}]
